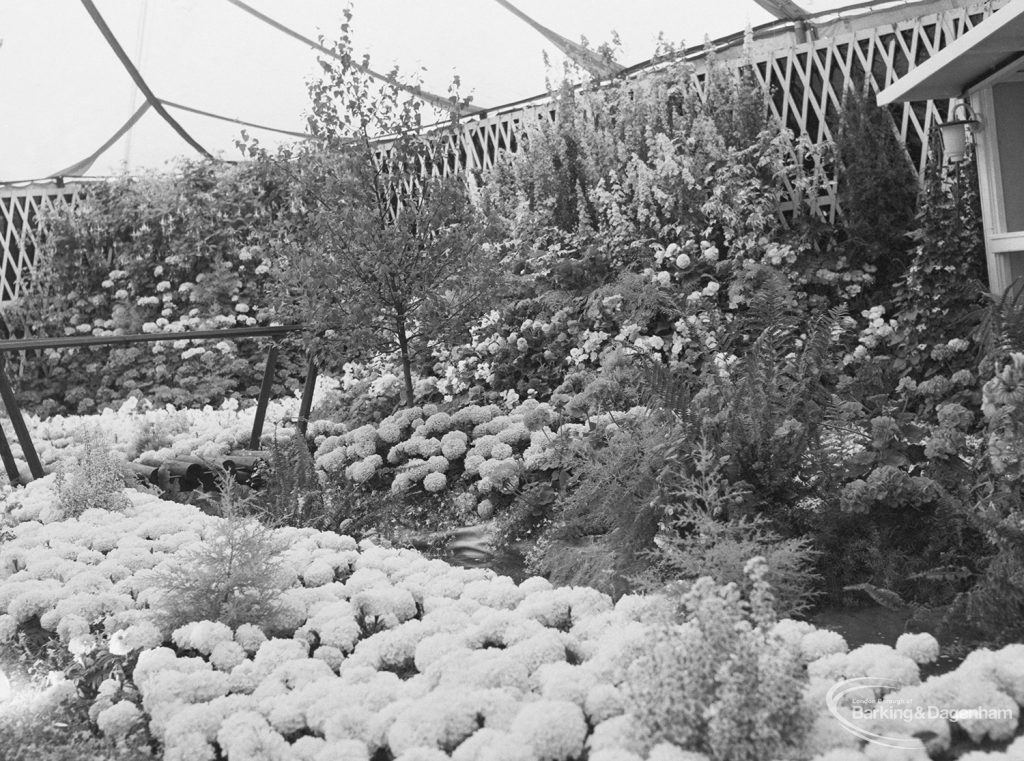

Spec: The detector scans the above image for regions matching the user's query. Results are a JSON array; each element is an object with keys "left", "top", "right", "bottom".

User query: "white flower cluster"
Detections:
[
  {"left": 3, "top": 477, "right": 1024, "bottom": 761},
  {"left": 313, "top": 399, "right": 563, "bottom": 511},
  {"left": 5, "top": 380, "right": 342, "bottom": 481}
]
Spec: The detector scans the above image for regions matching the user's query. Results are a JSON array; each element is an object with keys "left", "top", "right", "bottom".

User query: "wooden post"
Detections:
[
  {"left": 0, "top": 355, "right": 44, "bottom": 480},
  {"left": 295, "top": 349, "right": 318, "bottom": 438},
  {"left": 0, "top": 423, "right": 22, "bottom": 484},
  {"left": 249, "top": 343, "right": 280, "bottom": 450}
]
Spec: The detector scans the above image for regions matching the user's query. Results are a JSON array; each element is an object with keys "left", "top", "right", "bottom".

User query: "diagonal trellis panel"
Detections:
[
  {"left": 0, "top": 0, "right": 1009, "bottom": 301},
  {"left": 0, "top": 184, "right": 84, "bottom": 303}
]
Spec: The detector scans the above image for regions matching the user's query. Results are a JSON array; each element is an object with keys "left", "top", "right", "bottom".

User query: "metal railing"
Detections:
[{"left": 0, "top": 323, "right": 314, "bottom": 483}]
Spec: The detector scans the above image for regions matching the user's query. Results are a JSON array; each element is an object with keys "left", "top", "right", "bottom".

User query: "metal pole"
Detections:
[
  {"left": 295, "top": 349, "right": 318, "bottom": 438},
  {"left": 0, "top": 355, "right": 44, "bottom": 480},
  {"left": 0, "top": 423, "right": 22, "bottom": 484},
  {"left": 249, "top": 343, "right": 279, "bottom": 450}
]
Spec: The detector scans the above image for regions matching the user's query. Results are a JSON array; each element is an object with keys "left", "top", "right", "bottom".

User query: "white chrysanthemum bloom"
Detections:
[
  {"left": 895, "top": 633, "right": 940, "bottom": 665},
  {"left": 425, "top": 455, "right": 449, "bottom": 473},
  {"left": 468, "top": 435, "right": 498, "bottom": 459},
  {"left": 806, "top": 652, "right": 849, "bottom": 683},
  {"left": 289, "top": 735, "right": 327, "bottom": 761},
  {"left": 423, "top": 473, "right": 447, "bottom": 493},
  {"left": 234, "top": 623, "right": 267, "bottom": 654},
  {"left": 387, "top": 689, "right": 481, "bottom": 755},
  {"left": 401, "top": 459, "right": 432, "bottom": 482},
  {"left": 216, "top": 709, "right": 292, "bottom": 760},
  {"left": 583, "top": 684, "right": 624, "bottom": 724},
  {"left": 516, "top": 588, "right": 573, "bottom": 630},
  {"left": 452, "top": 728, "right": 534, "bottom": 761},
  {"left": 464, "top": 454, "right": 485, "bottom": 476},
  {"left": 534, "top": 661, "right": 599, "bottom": 705},
  {"left": 429, "top": 648, "right": 531, "bottom": 693},
  {"left": 424, "top": 412, "right": 453, "bottom": 435},
  {"left": 843, "top": 644, "right": 921, "bottom": 688},
  {"left": 496, "top": 421, "right": 530, "bottom": 447},
  {"left": 55, "top": 614, "right": 91, "bottom": 642},
  {"left": 347, "top": 455, "right": 384, "bottom": 484},
  {"left": 302, "top": 558, "right": 336, "bottom": 588},
  {"left": 108, "top": 621, "right": 163, "bottom": 655},
  {"left": 316, "top": 447, "right": 349, "bottom": 474},
  {"left": 251, "top": 638, "right": 308, "bottom": 678},
  {"left": 441, "top": 431, "right": 469, "bottom": 459},
  {"left": 377, "top": 418, "right": 404, "bottom": 444},
  {"left": 506, "top": 629, "right": 568, "bottom": 676},
  {"left": 413, "top": 632, "right": 467, "bottom": 673},
  {"left": 314, "top": 738, "right": 371, "bottom": 761},
  {"left": 478, "top": 458, "right": 520, "bottom": 492},
  {"left": 354, "top": 586, "right": 418, "bottom": 629},
  {"left": 172, "top": 620, "right": 234, "bottom": 656},
  {"left": 800, "top": 629, "right": 849, "bottom": 662},
  {"left": 344, "top": 563, "right": 389, "bottom": 590},
  {"left": 96, "top": 700, "right": 142, "bottom": 740},
  {"left": 510, "top": 700, "right": 587, "bottom": 761},
  {"left": 490, "top": 441, "right": 514, "bottom": 460},
  {"left": 588, "top": 713, "right": 644, "bottom": 752},
  {"left": 462, "top": 578, "right": 523, "bottom": 610},
  {"left": 306, "top": 602, "right": 361, "bottom": 652},
  {"left": 209, "top": 640, "right": 247, "bottom": 671},
  {"left": 771, "top": 618, "right": 817, "bottom": 650},
  {"left": 313, "top": 645, "right": 345, "bottom": 672},
  {"left": 227, "top": 660, "right": 261, "bottom": 694}
]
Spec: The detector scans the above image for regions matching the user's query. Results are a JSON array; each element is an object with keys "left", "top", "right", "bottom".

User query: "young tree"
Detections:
[{"left": 264, "top": 9, "right": 499, "bottom": 406}]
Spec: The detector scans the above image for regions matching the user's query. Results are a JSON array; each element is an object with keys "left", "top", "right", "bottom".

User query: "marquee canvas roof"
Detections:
[{"left": 0, "top": 0, "right": 853, "bottom": 184}]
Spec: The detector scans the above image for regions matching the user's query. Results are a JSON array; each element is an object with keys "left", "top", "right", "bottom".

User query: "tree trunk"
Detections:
[{"left": 395, "top": 311, "right": 415, "bottom": 407}]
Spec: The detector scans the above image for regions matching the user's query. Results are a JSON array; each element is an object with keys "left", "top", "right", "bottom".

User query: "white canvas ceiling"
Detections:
[{"left": 0, "top": 0, "right": 853, "bottom": 183}]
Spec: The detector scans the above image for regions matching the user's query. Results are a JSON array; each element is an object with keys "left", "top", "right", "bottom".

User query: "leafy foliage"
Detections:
[
  {"left": 4, "top": 160, "right": 301, "bottom": 417},
  {"left": 623, "top": 558, "right": 811, "bottom": 760},
  {"left": 257, "top": 10, "right": 501, "bottom": 406},
  {"left": 639, "top": 437, "right": 820, "bottom": 618}
]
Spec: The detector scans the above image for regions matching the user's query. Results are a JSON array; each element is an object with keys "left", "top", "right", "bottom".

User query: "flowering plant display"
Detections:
[
  {"left": 9, "top": 160, "right": 307, "bottom": 417},
  {"left": 1, "top": 475, "right": 1023, "bottom": 761}
]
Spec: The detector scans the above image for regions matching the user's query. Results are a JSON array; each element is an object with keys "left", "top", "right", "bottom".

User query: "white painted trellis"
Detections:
[
  {"left": 0, "top": 0, "right": 1009, "bottom": 301},
  {"left": 0, "top": 183, "right": 85, "bottom": 302}
]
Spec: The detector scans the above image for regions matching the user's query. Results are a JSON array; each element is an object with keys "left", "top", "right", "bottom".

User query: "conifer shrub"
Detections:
[
  {"left": 53, "top": 430, "right": 131, "bottom": 518},
  {"left": 147, "top": 482, "right": 292, "bottom": 632}
]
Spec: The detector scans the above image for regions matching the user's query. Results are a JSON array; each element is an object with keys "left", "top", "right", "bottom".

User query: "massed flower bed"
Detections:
[{"left": 1, "top": 477, "right": 1023, "bottom": 761}]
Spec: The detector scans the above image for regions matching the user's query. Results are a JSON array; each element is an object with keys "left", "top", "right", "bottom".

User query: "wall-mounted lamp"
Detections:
[{"left": 938, "top": 101, "right": 981, "bottom": 163}]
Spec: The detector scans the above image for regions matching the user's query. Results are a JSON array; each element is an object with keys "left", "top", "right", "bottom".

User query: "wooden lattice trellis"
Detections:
[
  {"left": 0, "top": 183, "right": 85, "bottom": 302},
  {"left": 0, "top": 0, "right": 1009, "bottom": 301}
]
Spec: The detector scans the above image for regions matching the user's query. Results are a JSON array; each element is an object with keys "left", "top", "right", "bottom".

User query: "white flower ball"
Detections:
[
  {"left": 674, "top": 253, "right": 691, "bottom": 269},
  {"left": 424, "top": 473, "right": 447, "bottom": 493},
  {"left": 96, "top": 700, "right": 142, "bottom": 740},
  {"left": 490, "top": 442, "right": 514, "bottom": 460},
  {"left": 509, "top": 700, "right": 587, "bottom": 761},
  {"left": 895, "top": 633, "right": 940, "bottom": 665}
]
